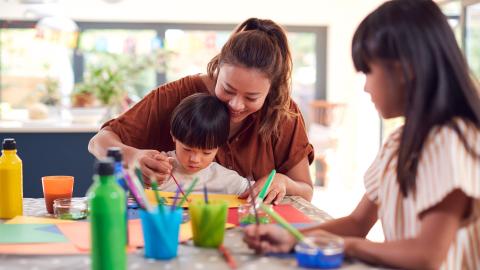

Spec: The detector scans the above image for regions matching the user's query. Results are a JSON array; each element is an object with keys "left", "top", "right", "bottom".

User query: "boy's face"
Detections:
[{"left": 173, "top": 138, "right": 219, "bottom": 174}]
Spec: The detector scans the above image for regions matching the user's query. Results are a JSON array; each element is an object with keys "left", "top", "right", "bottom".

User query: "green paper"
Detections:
[{"left": 0, "top": 224, "right": 67, "bottom": 243}]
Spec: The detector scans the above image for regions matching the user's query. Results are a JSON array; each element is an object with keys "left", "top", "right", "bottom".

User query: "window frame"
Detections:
[{"left": 0, "top": 20, "right": 327, "bottom": 105}]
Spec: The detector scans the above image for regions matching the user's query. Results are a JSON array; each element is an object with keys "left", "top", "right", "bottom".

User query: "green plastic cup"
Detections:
[{"left": 189, "top": 200, "right": 228, "bottom": 248}]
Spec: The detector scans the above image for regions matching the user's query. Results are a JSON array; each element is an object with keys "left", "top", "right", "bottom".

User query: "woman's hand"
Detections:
[
  {"left": 128, "top": 149, "right": 174, "bottom": 185},
  {"left": 243, "top": 224, "right": 297, "bottom": 254},
  {"left": 238, "top": 173, "right": 288, "bottom": 205}
]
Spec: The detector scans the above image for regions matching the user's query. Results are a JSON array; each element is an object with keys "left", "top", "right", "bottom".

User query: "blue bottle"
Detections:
[{"left": 107, "top": 147, "right": 129, "bottom": 244}]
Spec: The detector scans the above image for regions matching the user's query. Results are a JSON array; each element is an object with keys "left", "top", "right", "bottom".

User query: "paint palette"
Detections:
[{"left": 294, "top": 234, "right": 344, "bottom": 268}]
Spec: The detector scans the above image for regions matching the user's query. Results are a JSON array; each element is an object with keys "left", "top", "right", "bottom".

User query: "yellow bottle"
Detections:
[{"left": 0, "top": 138, "right": 23, "bottom": 218}]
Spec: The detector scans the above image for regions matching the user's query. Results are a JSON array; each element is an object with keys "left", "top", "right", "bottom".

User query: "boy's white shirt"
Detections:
[{"left": 158, "top": 151, "right": 250, "bottom": 195}]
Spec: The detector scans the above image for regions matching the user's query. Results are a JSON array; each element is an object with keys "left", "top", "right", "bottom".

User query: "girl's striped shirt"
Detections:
[{"left": 365, "top": 119, "right": 480, "bottom": 269}]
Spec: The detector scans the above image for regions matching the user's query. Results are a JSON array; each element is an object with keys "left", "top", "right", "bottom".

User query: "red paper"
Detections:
[{"left": 227, "top": 204, "right": 312, "bottom": 225}]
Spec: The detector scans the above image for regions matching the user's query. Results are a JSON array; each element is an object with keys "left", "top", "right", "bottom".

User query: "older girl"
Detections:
[{"left": 244, "top": 1, "right": 480, "bottom": 269}]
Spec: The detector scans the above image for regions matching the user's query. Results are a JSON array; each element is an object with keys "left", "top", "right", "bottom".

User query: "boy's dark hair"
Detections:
[
  {"left": 170, "top": 93, "right": 230, "bottom": 149},
  {"left": 352, "top": 0, "right": 480, "bottom": 196}
]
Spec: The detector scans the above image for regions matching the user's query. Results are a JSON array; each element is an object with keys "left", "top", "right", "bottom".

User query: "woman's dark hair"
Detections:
[
  {"left": 171, "top": 93, "right": 230, "bottom": 149},
  {"left": 207, "top": 18, "right": 295, "bottom": 140},
  {"left": 352, "top": 0, "right": 480, "bottom": 196}
]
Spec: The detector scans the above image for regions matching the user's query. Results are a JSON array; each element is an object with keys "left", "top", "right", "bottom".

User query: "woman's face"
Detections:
[
  {"left": 364, "top": 61, "right": 406, "bottom": 119},
  {"left": 215, "top": 64, "right": 271, "bottom": 124}
]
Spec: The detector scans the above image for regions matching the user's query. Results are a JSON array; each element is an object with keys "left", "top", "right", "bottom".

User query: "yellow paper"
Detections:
[
  {"left": 5, "top": 216, "right": 74, "bottom": 224},
  {"left": 145, "top": 190, "right": 246, "bottom": 208}
]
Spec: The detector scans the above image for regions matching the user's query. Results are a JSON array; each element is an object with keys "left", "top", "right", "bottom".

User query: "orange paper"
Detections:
[
  {"left": 0, "top": 243, "right": 87, "bottom": 255},
  {"left": 56, "top": 221, "right": 137, "bottom": 252}
]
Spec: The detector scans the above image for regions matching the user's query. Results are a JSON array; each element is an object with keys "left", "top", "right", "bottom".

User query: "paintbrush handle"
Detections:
[
  {"left": 257, "top": 170, "right": 276, "bottom": 201},
  {"left": 260, "top": 203, "right": 306, "bottom": 242},
  {"left": 177, "top": 177, "right": 199, "bottom": 207},
  {"left": 219, "top": 245, "right": 237, "bottom": 269}
]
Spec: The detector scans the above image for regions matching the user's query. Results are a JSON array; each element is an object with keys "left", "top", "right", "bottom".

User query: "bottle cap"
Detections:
[
  {"left": 95, "top": 158, "right": 114, "bottom": 176},
  {"left": 2, "top": 138, "right": 16, "bottom": 150},
  {"left": 106, "top": 147, "right": 123, "bottom": 162}
]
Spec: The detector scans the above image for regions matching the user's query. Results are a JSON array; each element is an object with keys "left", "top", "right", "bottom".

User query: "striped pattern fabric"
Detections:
[{"left": 364, "top": 119, "right": 480, "bottom": 270}]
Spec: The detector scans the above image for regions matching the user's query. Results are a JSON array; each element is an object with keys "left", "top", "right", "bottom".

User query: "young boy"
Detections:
[{"left": 158, "top": 93, "right": 249, "bottom": 195}]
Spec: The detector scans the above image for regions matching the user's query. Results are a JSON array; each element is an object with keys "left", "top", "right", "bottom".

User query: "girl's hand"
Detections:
[
  {"left": 129, "top": 150, "right": 174, "bottom": 185},
  {"left": 243, "top": 224, "right": 297, "bottom": 254},
  {"left": 238, "top": 173, "right": 287, "bottom": 205}
]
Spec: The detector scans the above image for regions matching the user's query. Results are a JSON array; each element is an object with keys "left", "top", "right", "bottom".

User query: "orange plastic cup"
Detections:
[{"left": 42, "top": 176, "right": 74, "bottom": 214}]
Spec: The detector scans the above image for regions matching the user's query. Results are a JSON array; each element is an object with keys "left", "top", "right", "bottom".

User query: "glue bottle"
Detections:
[{"left": 0, "top": 138, "right": 23, "bottom": 219}]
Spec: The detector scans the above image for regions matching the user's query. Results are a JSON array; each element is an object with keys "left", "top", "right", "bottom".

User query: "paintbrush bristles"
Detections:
[{"left": 246, "top": 181, "right": 260, "bottom": 225}]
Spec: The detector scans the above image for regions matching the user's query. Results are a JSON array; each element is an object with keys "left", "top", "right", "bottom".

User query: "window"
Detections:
[
  {"left": 0, "top": 21, "right": 327, "bottom": 125},
  {"left": 465, "top": 1, "right": 480, "bottom": 79}
]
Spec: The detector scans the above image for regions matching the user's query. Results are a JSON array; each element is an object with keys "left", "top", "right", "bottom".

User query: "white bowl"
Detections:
[{"left": 69, "top": 107, "right": 107, "bottom": 124}]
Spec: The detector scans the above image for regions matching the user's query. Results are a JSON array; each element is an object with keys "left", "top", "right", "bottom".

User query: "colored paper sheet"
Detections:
[
  {"left": 56, "top": 219, "right": 233, "bottom": 250},
  {"left": 5, "top": 216, "right": 75, "bottom": 224},
  {"left": 0, "top": 224, "right": 67, "bottom": 244},
  {"left": 227, "top": 204, "right": 312, "bottom": 226},
  {"left": 145, "top": 190, "right": 246, "bottom": 208},
  {"left": 56, "top": 221, "right": 136, "bottom": 252},
  {"left": 0, "top": 243, "right": 87, "bottom": 255}
]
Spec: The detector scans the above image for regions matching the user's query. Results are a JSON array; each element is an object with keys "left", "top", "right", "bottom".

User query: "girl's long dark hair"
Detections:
[{"left": 352, "top": 0, "right": 480, "bottom": 196}]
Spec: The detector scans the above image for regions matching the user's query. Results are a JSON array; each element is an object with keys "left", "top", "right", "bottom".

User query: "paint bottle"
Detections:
[
  {"left": 88, "top": 158, "right": 126, "bottom": 270},
  {"left": 0, "top": 138, "right": 23, "bottom": 218},
  {"left": 106, "top": 147, "right": 129, "bottom": 245},
  {"left": 106, "top": 147, "right": 128, "bottom": 191}
]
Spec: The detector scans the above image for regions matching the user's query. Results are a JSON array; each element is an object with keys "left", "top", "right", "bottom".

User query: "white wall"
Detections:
[{"left": 0, "top": 0, "right": 384, "bottom": 188}]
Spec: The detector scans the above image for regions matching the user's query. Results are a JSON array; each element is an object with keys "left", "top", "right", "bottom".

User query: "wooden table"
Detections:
[{"left": 0, "top": 197, "right": 384, "bottom": 270}]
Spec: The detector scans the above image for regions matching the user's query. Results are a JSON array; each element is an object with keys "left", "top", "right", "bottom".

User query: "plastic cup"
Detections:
[
  {"left": 294, "top": 232, "right": 344, "bottom": 269},
  {"left": 189, "top": 200, "right": 228, "bottom": 248},
  {"left": 53, "top": 198, "right": 88, "bottom": 220},
  {"left": 42, "top": 176, "right": 74, "bottom": 214},
  {"left": 140, "top": 207, "right": 183, "bottom": 260},
  {"left": 238, "top": 203, "right": 271, "bottom": 227}
]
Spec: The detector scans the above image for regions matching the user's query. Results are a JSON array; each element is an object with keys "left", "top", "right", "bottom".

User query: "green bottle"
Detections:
[{"left": 88, "top": 158, "right": 126, "bottom": 270}]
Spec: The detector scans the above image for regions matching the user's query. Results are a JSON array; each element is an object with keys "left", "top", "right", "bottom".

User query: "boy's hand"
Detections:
[
  {"left": 130, "top": 150, "right": 174, "bottom": 185},
  {"left": 243, "top": 224, "right": 296, "bottom": 254},
  {"left": 238, "top": 173, "right": 287, "bottom": 205}
]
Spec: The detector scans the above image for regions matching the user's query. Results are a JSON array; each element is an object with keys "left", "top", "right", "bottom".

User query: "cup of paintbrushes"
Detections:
[
  {"left": 139, "top": 206, "right": 183, "bottom": 260},
  {"left": 189, "top": 200, "right": 228, "bottom": 248}
]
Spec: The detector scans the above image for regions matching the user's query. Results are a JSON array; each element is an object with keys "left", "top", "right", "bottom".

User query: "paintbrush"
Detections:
[
  {"left": 203, "top": 184, "right": 209, "bottom": 204},
  {"left": 254, "top": 170, "right": 276, "bottom": 207},
  {"left": 219, "top": 244, "right": 237, "bottom": 269},
  {"left": 123, "top": 170, "right": 146, "bottom": 210},
  {"left": 260, "top": 203, "right": 317, "bottom": 249},
  {"left": 169, "top": 171, "right": 187, "bottom": 198},
  {"left": 176, "top": 177, "right": 199, "bottom": 207},
  {"left": 246, "top": 180, "right": 260, "bottom": 225},
  {"left": 171, "top": 186, "right": 181, "bottom": 211}
]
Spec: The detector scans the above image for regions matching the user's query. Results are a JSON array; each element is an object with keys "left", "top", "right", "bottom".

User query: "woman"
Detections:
[{"left": 88, "top": 18, "right": 314, "bottom": 204}]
